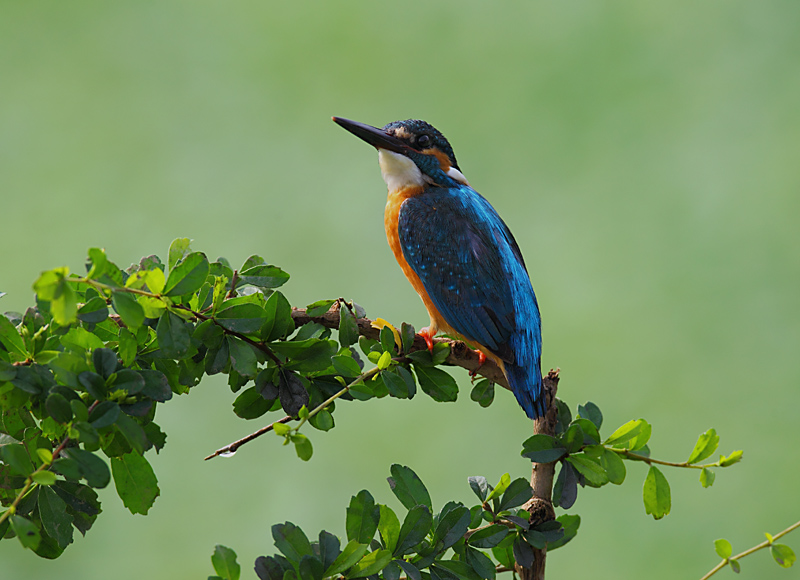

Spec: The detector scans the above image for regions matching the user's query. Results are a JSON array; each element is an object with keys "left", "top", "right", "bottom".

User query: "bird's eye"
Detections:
[{"left": 417, "top": 134, "right": 431, "bottom": 148}]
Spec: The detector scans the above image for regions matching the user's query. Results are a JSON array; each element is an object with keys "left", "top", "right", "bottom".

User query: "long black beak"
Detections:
[{"left": 332, "top": 117, "right": 409, "bottom": 155}]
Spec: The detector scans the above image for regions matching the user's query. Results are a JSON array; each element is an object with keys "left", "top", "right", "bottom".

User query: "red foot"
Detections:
[
  {"left": 469, "top": 349, "right": 487, "bottom": 378},
  {"left": 418, "top": 327, "right": 435, "bottom": 352}
]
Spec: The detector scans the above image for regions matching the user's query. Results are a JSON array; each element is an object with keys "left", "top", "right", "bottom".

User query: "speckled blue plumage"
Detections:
[{"left": 398, "top": 182, "right": 544, "bottom": 419}]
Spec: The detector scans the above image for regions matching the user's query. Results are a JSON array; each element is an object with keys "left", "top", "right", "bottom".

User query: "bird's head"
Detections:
[{"left": 333, "top": 117, "right": 469, "bottom": 192}]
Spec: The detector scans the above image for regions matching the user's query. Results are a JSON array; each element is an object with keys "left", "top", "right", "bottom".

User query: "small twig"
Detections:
[
  {"left": 206, "top": 367, "right": 381, "bottom": 460},
  {"left": 226, "top": 270, "right": 240, "bottom": 299},
  {"left": 611, "top": 448, "right": 725, "bottom": 470},
  {"left": 204, "top": 415, "right": 293, "bottom": 460},
  {"left": 699, "top": 519, "right": 800, "bottom": 580}
]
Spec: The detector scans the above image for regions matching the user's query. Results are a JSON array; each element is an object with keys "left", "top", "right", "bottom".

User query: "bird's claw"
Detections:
[
  {"left": 469, "top": 349, "right": 487, "bottom": 378},
  {"left": 418, "top": 327, "right": 435, "bottom": 352}
]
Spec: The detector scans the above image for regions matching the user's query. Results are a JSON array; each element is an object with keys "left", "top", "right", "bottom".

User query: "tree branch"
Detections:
[
  {"left": 291, "top": 305, "right": 511, "bottom": 389},
  {"left": 517, "top": 369, "right": 560, "bottom": 580}
]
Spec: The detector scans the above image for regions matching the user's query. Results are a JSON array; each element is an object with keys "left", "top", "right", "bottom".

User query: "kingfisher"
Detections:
[{"left": 333, "top": 117, "right": 544, "bottom": 419}]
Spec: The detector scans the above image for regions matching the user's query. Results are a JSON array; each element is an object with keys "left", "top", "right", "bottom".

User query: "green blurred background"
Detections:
[{"left": 2, "top": 1, "right": 799, "bottom": 578}]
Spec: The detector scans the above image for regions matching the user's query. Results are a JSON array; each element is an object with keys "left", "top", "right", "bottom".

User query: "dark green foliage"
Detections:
[{"left": 0, "top": 241, "right": 754, "bottom": 580}]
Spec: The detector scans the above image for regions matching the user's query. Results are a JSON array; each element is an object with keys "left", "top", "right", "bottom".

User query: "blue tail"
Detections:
[{"left": 505, "top": 360, "right": 545, "bottom": 420}]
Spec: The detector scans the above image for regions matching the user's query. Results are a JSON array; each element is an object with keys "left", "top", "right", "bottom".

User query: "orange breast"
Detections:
[
  {"left": 383, "top": 186, "right": 507, "bottom": 372},
  {"left": 384, "top": 187, "right": 448, "bottom": 330}
]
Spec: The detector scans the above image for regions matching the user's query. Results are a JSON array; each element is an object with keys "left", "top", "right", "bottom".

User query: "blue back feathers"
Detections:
[{"left": 398, "top": 183, "right": 545, "bottom": 419}]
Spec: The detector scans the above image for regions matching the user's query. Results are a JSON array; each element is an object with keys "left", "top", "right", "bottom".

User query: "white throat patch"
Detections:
[{"left": 378, "top": 150, "right": 424, "bottom": 192}]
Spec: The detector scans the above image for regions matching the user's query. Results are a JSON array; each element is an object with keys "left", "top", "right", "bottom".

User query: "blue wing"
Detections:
[{"left": 398, "top": 184, "right": 544, "bottom": 418}]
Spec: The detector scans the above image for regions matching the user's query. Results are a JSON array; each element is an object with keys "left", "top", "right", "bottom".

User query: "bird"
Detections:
[{"left": 332, "top": 117, "right": 544, "bottom": 419}]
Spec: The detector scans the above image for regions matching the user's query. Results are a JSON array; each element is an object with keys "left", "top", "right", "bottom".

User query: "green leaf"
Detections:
[
  {"left": 377, "top": 350, "right": 392, "bottom": 370},
  {"left": 346, "top": 549, "right": 392, "bottom": 578},
  {"left": 168, "top": 238, "right": 192, "bottom": 270},
  {"left": 381, "top": 369, "right": 410, "bottom": 399},
  {"left": 50, "top": 279, "right": 78, "bottom": 326},
  {"left": 278, "top": 370, "right": 310, "bottom": 417},
  {"left": 332, "top": 354, "right": 362, "bottom": 377},
  {"left": 31, "top": 470, "right": 57, "bottom": 486},
  {"left": 299, "top": 555, "right": 324, "bottom": 580},
  {"left": 92, "top": 348, "right": 118, "bottom": 379},
  {"left": 37, "top": 485, "right": 74, "bottom": 548},
  {"left": 228, "top": 337, "right": 258, "bottom": 378},
  {"left": 156, "top": 311, "right": 192, "bottom": 358},
  {"left": 261, "top": 291, "right": 293, "bottom": 341},
  {"left": 212, "top": 544, "right": 241, "bottom": 580},
  {"left": 346, "top": 490, "right": 381, "bottom": 544},
  {"left": 498, "top": 477, "right": 533, "bottom": 511},
  {"left": 470, "top": 379, "right": 494, "bottom": 408},
  {"left": 271, "top": 339, "right": 338, "bottom": 373},
  {"left": 562, "top": 423, "right": 584, "bottom": 453},
  {"left": 238, "top": 264, "right": 289, "bottom": 289},
  {"left": 643, "top": 465, "right": 671, "bottom": 519},
  {"left": 547, "top": 514, "right": 581, "bottom": 551},
  {"left": 306, "top": 299, "right": 336, "bottom": 317},
  {"left": 771, "top": 544, "right": 795, "bottom": 568},
  {"left": 61, "top": 448, "right": 110, "bottom": 488},
  {"left": 111, "top": 369, "right": 145, "bottom": 395},
  {"left": 10, "top": 514, "right": 40, "bottom": 550},
  {"left": 700, "top": 467, "right": 716, "bottom": 488},
  {"left": 309, "top": 408, "right": 334, "bottom": 431},
  {"left": 338, "top": 306, "right": 360, "bottom": 347},
  {"left": 566, "top": 455, "right": 609, "bottom": 487},
  {"left": 0, "top": 443, "right": 34, "bottom": 476},
  {"left": 729, "top": 559, "right": 741, "bottom": 573},
  {"left": 79, "top": 371, "right": 108, "bottom": 400},
  {"left": 378, "top": 504, "right": 400, "bottom": 552},
  {"left": 604, "top": 418, "right": 649, "bottom": 447},
  {"left": 485, "top": 473, "right": 510, "bottom": 502},
  {"left": 45, "top": 393, "right": 73, "bottom": 424},
  {"left": 465, "top": 547, "right": 496, "bottom": 580},
  {"left": 400, "top": 322, "right": 415, "bottom": 354},
  {"left": 164, "top": 252, "right": 210, "bottom": 297},
  {"left": 577, "top": 402, "right": 603, "bottom": 429},
  {"left": 468, "top": 476, "right": 489, "bottom": 502},
  {"left": 112, "top": 292, "right": 145, "bottom": 328},
  {"left": 291, "top": 433, "right": 313, "bottom": 461},
  {"left": 88, "top": 400, "right": 120, "bottom": 429},
  {"left": 715, "top": 538, "right": 732, "bottom": 559},
  {"left": 394, "top": 504, "right": 432, "bottom": 556},
  {"left": 468, "top": 524, "right": 509, "bottom": 549},
  {"left": 387, "top": 464, "right": 432, "bottom": 510},
  {"left": 215, "top": 303, "right": 268, "bottom": 334},
  {"left": 433, "top": 560, "right": 483, "bottom": 580},
  {"left": 395, "top": 560, "right": 421, "bottom": 580},
  {"left": 272, "top": 521, "right": 314, "bottom": 563},
  {"left": 110, "top": 452, "right": 160, "bottom": 515},
  {"left": 687, "top": 428, "right": 720, "bottom": 464},
  {"left": 318, "top": 530, "right": 341, "bottom": 572},
  {"left": 233, "top": 386, "right": 270, "bottom": 419},
  {"left": 600, "top": 448, "right": 626, "bottom": 485},
  {"left": 720, "top": 450, "right": 743, "bottom": 467},
  {"left": 491, "top": 538, "right": 515, "bottom": 569},
  {"left": 118, "top": 328, "right": 138, "bottom": 366},
  {"left": 413, "top": 365, "right": 458, "bottom": 402},
  {"left": 520, "top": 434, "right": 567, "bottom": 463},
  {"left": 324, "top": 540, "right": 369, "bottom": 578},
  {"left": 433, "top": 505, "right": 470, "bottom": 550},
  {"left": 0, "top": 314, "right": 28, "bottom": 358}
]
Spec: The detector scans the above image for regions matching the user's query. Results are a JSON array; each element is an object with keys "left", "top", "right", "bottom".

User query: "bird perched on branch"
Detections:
[{"left": 333, "top": 117, "right": 544, "bottom": 419}]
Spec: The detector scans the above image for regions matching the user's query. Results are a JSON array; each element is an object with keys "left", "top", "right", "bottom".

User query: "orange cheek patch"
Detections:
[{"left": 420, "top": 148, "right": 452, "bottom": 173}]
